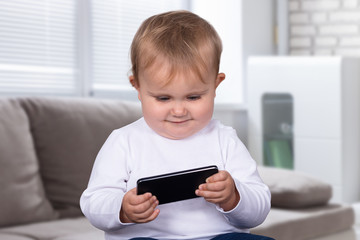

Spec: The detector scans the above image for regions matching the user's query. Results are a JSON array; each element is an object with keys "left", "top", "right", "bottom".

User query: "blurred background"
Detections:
[
  {"left": 1, "top": 0, "right": 360, "bottom": 202},
  {"left": 2, "top": 1, "right": 360, "bottom": 239},
  {"left": 0, "top": 0, "right": 276, "bottom": 102}
]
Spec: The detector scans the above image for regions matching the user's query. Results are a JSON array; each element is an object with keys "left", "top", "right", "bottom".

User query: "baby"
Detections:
[{"left": 80, "top": 10, "right": 272, "bottom": 240}]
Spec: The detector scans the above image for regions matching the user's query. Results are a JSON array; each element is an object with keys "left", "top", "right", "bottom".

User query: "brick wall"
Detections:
[{"left": 288, "top": 0, "right": 360, "bottom": 56}]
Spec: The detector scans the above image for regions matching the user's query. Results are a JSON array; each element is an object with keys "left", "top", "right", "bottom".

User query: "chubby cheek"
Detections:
[
  {"left": 194, "top": 99, "right": 214, "bottom": 120},
  {"left": 198, "top": 107, "right": 214, "bottom": 126},
  {"left": 141, "top": 100, "right": 167, "bottom": 121}
]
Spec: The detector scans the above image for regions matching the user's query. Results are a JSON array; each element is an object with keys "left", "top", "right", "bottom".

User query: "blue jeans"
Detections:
[{"left": 130, "top": 232, "right": 275, "bottom": 240}]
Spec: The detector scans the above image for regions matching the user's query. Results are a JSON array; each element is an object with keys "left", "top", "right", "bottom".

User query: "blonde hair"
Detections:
[{"left": 130, "top": 10, "right": 222, "bottom": 86}]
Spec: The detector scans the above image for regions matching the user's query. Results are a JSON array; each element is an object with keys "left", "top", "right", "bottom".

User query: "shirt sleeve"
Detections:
[
  {"left": 218, "top": 127, "right": 271, "bottom": 229},
  {"left": 80, "top": 130, "right": 133, "bottom": 231}
]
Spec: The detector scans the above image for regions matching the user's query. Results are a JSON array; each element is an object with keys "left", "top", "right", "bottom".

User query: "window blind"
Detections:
[
  {"left": 0, "top": 0, "right": 77, "bottom": 95},
  {"left": 91, "top": 0, "right": 188, "bottom": 98},
  {"left": 0, "top": 0, "right": 188, "bottom": 97}
]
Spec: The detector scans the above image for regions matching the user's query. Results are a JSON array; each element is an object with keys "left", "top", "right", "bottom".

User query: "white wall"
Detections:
[
  {"left": 191, "top": 0, "right": 276, "bottom": 105},
  {"left": 191, "top": 0, "right": 275, "bottom": 139},
  {"left": 191, "top": 0, "right": 243, "bottom": 104},
  {"left": 242, "top": 0, "right": 276, "bottom": 103},
  {"left": 213, "top": 105, "right": 248, "bottom": 145}
]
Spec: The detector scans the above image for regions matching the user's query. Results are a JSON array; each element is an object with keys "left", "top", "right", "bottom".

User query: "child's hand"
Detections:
[
  {"left": 120, "top": 188, "right": 160, "bottom": 223},
  {"left": 195, "top": 170, "right": 240, "bottom": 211}
]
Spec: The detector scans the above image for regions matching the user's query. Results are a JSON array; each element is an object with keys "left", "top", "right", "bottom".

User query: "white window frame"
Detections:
[
  {"left": 1, "top": 0, "right": 276, "bottom": 105},
  {"left": 0, "top": 0, "right": 190, "bottom": 99}
]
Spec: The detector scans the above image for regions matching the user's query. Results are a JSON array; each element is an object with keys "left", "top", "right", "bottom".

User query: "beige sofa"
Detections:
[{"left": 0, "top": 97, "right": 354, "bottom": 240}]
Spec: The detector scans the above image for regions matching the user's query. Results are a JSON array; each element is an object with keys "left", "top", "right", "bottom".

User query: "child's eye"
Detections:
[
  {"left": 187, "top": 95, "right": 201, "bottom": 101},
  {"left": 156, "top": 96, "right": 170, "bottom": 102}
]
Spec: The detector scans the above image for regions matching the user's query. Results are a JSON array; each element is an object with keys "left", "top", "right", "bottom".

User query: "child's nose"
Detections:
[{"left": 171, "top": 101, "right": 187, "bottom": 116}]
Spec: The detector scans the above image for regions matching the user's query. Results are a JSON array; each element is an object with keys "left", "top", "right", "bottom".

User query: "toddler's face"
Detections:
[{"left": 132, "top": 59, "right": 224, "bottom": 140}]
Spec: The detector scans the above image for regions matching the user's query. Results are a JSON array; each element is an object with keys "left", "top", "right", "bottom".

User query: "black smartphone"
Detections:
[{"left": 137, "top": 165, "right": 218, "bottom": 205}]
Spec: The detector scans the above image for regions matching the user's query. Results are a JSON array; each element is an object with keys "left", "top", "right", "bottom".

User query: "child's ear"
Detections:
[
  {"left": 129, "top": 75, "right": 139, "bottom": 89},
  {"left": 215, "top": 73, "right": 225, "bottom": 88},
  {"left": 129, "top": 76, "right": 142, "bottom": 101}
]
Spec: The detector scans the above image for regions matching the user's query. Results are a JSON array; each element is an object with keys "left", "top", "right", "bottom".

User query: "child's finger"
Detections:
[
  {"left": 144, "top": 208, "right": 160, "bottom": 222},
  {"left": 135, "top": 208, "right": 160, "bottom": 223},
  {"left": 196, "top": 188, "right": 223, "bottom": 202},
  {"left": 130, "top": 189, "right": 153, "bottom": 206},
  {"left": 205, "top": 181, "right": 226, "bottom": 192},
  {"left": 132, "top": 195, "right": 158, "bottom": 214},
  {"left": 199, "top": 179, "right": 226, "bottom": 193},
  {"left": 127, "top": 195, "right": 159, "bottom": 223},
  {"left": 206, "top": 170, "right": 228, "bottom": 183},
  {"left": 133, "top": 199, "right": 158, "bottom": 217}
]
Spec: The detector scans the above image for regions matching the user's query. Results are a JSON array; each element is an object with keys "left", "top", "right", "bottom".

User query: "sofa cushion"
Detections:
[
  {"left": 258, "top": 166, "right": 332, "bottom": 208},
  {"left": 0, "top": 233, "right": 33, "bottom": 240},
  {"left": 54, "top": 231, "right": 104, "bottom": 240},
  {"left": 252, "top": 204, "right": 354, "bottom": 240},
  {"left": 0, "top": 99, "right": 57, "bottom": 227},
  {"left": 20, "top": 97, "right": 142, "bottom": 218},
  {"left": 0, "top": 217, "right": 101, "bottom": 240}
]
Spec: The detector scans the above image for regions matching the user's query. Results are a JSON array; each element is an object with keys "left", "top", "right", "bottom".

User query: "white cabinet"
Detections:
[{"left": 247, "top": 57, "right": 360, "bottom": 203}]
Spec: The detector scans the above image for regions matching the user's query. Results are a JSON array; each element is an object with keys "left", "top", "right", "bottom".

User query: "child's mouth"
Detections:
[{"left": 167, "top": 119, "right": 191, "bottom": 124}]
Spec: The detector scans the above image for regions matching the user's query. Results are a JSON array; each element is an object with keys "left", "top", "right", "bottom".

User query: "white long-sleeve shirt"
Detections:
[{"left": 80, "top": 118, "right": 271, "bottom": 240}]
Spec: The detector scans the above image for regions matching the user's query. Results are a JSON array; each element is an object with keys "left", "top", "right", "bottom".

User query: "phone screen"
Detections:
[{"left": 137, "top": 165, "right": 218, "bottom": 204}]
